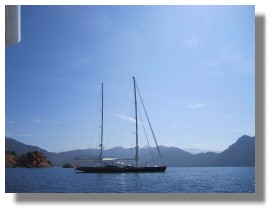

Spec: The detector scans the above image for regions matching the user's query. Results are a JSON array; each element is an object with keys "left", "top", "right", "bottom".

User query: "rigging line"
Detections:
[
  {"left": 136, "top": 83, "right": 165, "bottom": 166},
  {"left": 108, "top": 95, "right": 131, "bottom": 150},
  {"left": 79, "top": 85, "right": 100, "bottom": 151},
  {"left": 130, "top": 92, "right": 134, "bottom": 158},
  {"left": 95, "top": 85, "right": 103, "bottom": 156},
  {"left": 137, "top": 104, "right": 155, "bottom": 163},
  {"left": 105, "top": 81, "right": 132, "bottom": 148},
  {"left": 89, "top": 85, "right": 101, "bottom": 151}
]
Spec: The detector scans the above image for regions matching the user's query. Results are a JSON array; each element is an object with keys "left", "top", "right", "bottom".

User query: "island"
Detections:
[{"left": 62, "top": 163, "right": 74, "bottom": 168}]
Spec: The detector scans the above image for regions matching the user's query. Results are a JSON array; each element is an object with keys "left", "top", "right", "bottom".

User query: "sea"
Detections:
[{"left": 5, "top": 167, "right": 255, "bottom": 193}]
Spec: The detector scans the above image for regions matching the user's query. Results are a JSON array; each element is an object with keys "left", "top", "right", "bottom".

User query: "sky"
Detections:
[{"left": 5, "top": 5, "right": 255, "bottom": 153}]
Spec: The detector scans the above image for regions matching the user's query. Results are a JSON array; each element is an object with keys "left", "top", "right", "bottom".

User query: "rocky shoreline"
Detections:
[{"left": 5, "top": 150, "right": 52, "bottom": 168}]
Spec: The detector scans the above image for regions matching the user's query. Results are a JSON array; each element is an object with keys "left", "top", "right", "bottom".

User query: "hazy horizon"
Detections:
[{"left": 5, "top": 132, "right": 254, "bottom": 154}]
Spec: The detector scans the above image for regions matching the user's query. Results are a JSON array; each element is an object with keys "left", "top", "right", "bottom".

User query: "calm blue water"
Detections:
[{"left": 5, "top": 167, "right": 255, "bottom": 193}]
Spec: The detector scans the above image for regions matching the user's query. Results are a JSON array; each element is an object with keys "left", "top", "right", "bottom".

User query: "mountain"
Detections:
[
  {"left": 5, "top": 137, "right": 59, "bottom": 164},
  {"left": 213, "top": 135, "right": 255, "bottom": 166},
  {"left": 5, "top": 135, "right": 255, "bottom": 167},
  {"left": 183, "top": 148, "right": 220, "bottom": 154},
  {"left": 158, "top": 147, "right": 194, "bottom": 166},
  {"left": 5, "top": 137, "right": 49, "bottom": 156}
]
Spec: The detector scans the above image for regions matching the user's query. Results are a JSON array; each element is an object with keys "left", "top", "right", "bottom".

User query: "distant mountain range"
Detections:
[
  {"left": 183, "top": 148, "right": 221, "bottom": 154},
  {"left": 5, "top": 135, "right": 255, "bottom": 167}
]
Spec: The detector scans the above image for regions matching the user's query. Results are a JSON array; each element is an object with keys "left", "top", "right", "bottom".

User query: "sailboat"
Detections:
[{"left": 75, "top": 77, "right": 167, "bottom": 173}]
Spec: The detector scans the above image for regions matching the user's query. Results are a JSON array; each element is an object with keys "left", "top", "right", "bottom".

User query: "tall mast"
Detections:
[
  {"left": 133, "top": 77, "right": 139, "bottom": 167},
  {"left": 99, "top": 83, "right": 104, "bottom": 167}
]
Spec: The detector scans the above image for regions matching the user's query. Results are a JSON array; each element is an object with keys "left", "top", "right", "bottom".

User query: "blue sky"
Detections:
[{"left": 5, "top": 5, "right": 255, "bottom": 152}]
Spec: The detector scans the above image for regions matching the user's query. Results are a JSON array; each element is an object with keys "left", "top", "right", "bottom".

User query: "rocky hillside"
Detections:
[
  {"left": 5, "top": 150, "right": 52, "bottom": 168},
  {"left": 5, "top": 151, "right": 18, "bottom": 168}
]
